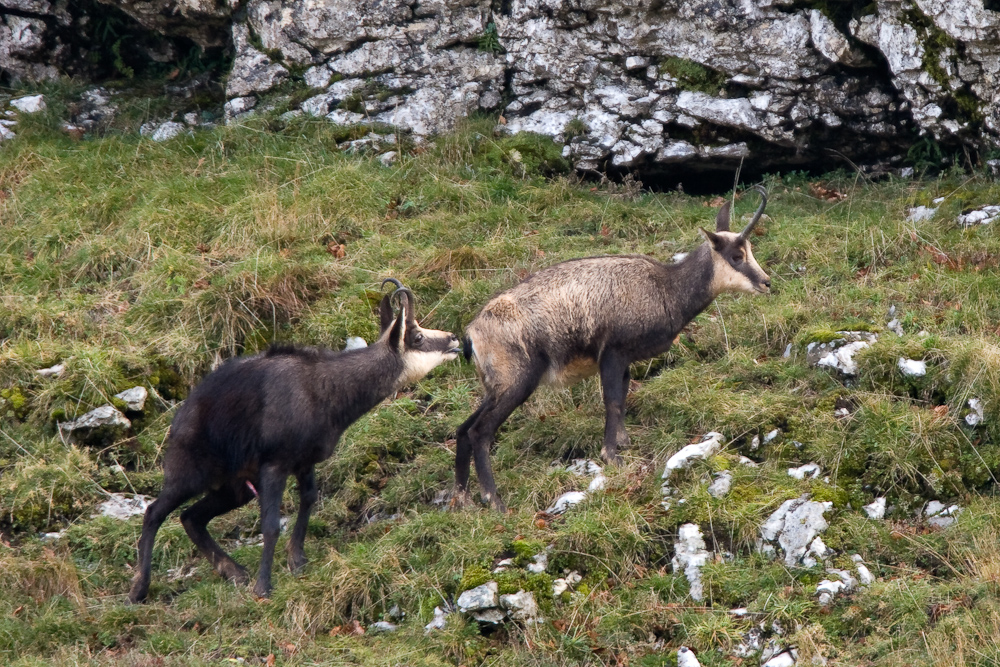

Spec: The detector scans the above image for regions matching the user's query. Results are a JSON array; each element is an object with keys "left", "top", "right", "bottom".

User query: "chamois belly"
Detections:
[{"left": 542, "top": 357, "right": 599, "bottom": 388}]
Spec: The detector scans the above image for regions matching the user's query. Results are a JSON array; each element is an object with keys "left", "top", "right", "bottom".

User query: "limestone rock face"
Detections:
[{"left": 9, "top": 0, "right": 1000, "bottom": 172}]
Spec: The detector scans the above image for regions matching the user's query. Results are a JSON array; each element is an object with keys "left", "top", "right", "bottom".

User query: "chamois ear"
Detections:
[
  {"left": 699, "top": 227, "right": 724, "bottom": 251},
  {"left": 715, "top": 201, "right": 731, "bottom": 232},
  {"left": 378, "top": 294, "right": 395, "bottom": 333}
]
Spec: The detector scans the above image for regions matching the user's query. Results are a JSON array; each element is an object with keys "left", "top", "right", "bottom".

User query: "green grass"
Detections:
[{"left": 2, "top": 88, "right": 1000, "bottom": 665}]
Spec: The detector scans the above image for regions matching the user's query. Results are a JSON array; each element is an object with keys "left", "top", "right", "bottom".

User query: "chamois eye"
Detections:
[
  {"left": 414, "top": 332, "right": 424, "bottom": 344},
  {"left": 733, "top": 254, "right": 744, "bottom": 263}
]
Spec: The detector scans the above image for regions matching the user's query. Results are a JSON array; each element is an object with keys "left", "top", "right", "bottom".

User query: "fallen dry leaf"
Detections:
[
  {"left": 705, "top": 195, "right": 726, "bottom": 207},
  {"left": 327, "top": 243, "right": 347, "bottom": 258},
  {"left": 809, "top": 182, "right": 846, "bottom": 201}
]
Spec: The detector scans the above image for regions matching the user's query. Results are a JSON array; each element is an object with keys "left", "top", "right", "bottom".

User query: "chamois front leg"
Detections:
[
  {"left": 598, "top": 353, "right": 630, "bottom": 464},
  {"left": 253, "top": 465, "right": 288, "bottom": 599},
  {"left": 286, "top": 468, "right": 317, "bottom": 574}
]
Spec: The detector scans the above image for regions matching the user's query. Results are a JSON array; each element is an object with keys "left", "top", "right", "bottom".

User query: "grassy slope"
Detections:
[{"left": 2, "top": 101, "right": 1000, "bottom": 666}]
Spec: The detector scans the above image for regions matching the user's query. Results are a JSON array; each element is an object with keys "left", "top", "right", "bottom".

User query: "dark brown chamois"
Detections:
[
  {"left": 128, "top": 281, "right": 460, "bottom": 602},
  {"left": 455, "top": 187, "right": 770, "bottom": 511}
]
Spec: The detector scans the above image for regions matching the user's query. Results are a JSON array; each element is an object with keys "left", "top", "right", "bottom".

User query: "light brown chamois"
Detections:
[{"left": 456, "top": 186, "right": 771, "bottom": 511}]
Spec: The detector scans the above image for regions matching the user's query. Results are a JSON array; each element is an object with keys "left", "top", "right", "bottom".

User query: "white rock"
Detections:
[
  {"left": 907, "top": 205, "right": 937, "bottom": 222},
  {"left": 379, "top": 151, "right": 398, "bottom": 167},
  {"left": 36, "top": 363, "right": 65, "bottom": 378},
  {"left": 458, "top": 582, "right": 499, "bottom": 613},
  {"left": 924, "top": 501, "right": 961, "bottom": 528},
  {"left": 816, "top": 568, "right": 857, "bottom": 606},
  {"left": 852, "top": 555, "right": 875, "bottom": 586},
  {"left": 224, "top": 96, "right": 257, "bottom": 121},
  {"left": 677, "top": 646, "right": 702, "bottom": 667},
  {"left": 151, "top": 121, "right": 185, "bottom": 142},
  {"left": 807, "top": 332, "right": 877, "bottom": 376},
  {"left": 957, "top": 205, "right": 1000, "bottom": 227},
  {"left": 966, "top": 398, "right": 985, "bottom": 426},
  {"left": 424, "top": 606, "right": 450, "bottom": 632},
  {"left": 40, "top": 529, "right": 66, "bottom": 542},
  {"left": 764, "top": 429, "right": 779, "bottom": 444},
  {"left": 788, "top": 463, "right": 821, "bottom": 480},
  {"left": 344, "top": 336, "right": 368, "bottom": 351},
  {"left": 663, "top": 432, "right": 724, "bottom": 478},
  {"left": 739, "top": 456, "right": 758, "bottom": 467},
  {"left": 526, "top": 552, "right": 547, "bottom": 574},
  {"left": 0, "top": 125, "right": 15, "bottom": 141},
  {"left": 547, "top": 491, "right": 587, "bottom": 515},
  {"left": 96, "top": 493, "right": 151, "bottom": 520},
  {"left": 863, "top": 497, "right": 886, "bottom": 520},
  {"left": 10, "top": 94, "right": 45, "bottom": 113},
  {"left": 492, "top": 557, "right": 514, "bottom": 573},
  {"left": 565, "top": 459, "right": 603, "bottom": 476},
  {"left": 898, "top": 358, "right": 927, "bottom": 377},
  {"left": 59, "top": 405, "right": 131, "bottom": 434},
  {"left": 672, "top": 523, "right": 711, "bottom": 601},
  {"left": 368, "top": 621, "right": 398, "bottom": 633},
  {"left": 587, "top": 474, "right": 607, "bottom": 492},
  {"left": 887, "top": 319, "right": 904, "bottom": 336},
  {"left": 759, "top": 495, "right": 832, "bottom": 567},
  {"left": 763, "top": 649, "right": 798, "bottom": 667},
  {"left": 304, "top": 63, "right": 334, "bottom": 88},
  {"left": 707, "top": 471, "right": 732, "bottom": 498},
  {"left": 834, "top": 407, "right": 850, "bottom": 418},
  {"left": 115, "top": 387, "right": 148, "bottom": 411},
  {"left": 500, "top": 590, "right": 543, "bottom": 623}
]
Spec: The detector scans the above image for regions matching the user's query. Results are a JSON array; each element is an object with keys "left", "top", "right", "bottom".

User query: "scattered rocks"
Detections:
[
  {"left": 546, "top": 491, "right": 587, "bottom": 515},
  {"left": 887, "top": 318, "right": 904, "bottom": 336},
  {"left": 526, "top": 552, "right": 547, "bottom": 574},
  {"left": 662, "top": 432, "right": 724, "bottom": 497},
  {"left": 759, "top": 495, "right": 832, "bottom": 567},
  {"left": 96, "top": 493, "right": 151, "bottom": 520},
  {"left": 457, "top": 582, "right": 500, "bottom": 622},
  {"left": 545, "top": 458, "right": 606, "bottom": 514},
  {"left": 424, "top": 605, "right": 451, "bottom": 632},
  {"left": 863, "top": 497, "right": 887, "bottom": 520},
  {"left": 957, "top": 205, "right": 1000, "bottom": 227},
  {"left": 897, "top": 358, "right": 927, "bottom": 377},
  {"left": 677, "top": 646, "right": 702, "bottom": 667},
  {"left": 907, "top": 205, "right": 937, "bottom": 222},
  {"left": 762, "top": 649, "right": 798, "bottom": 667},
  {"left": 10, "top": 94, "right": 45, "bottom": 113},
  {"left": 787, "top": 463, "right": 822, "bottom": 480},
  {"left": 923, "top": 500, "right": 961, "bottom": 529},
  {"left": 806, "top": 332, "right": 878, "bottom": 377},
  {"left": 816, "top": 568, "right": 857, "bottom": 607},
  {"left": 115, "top": 387, "right": 148, "bottom": 411},
  {"left": 367, "top": 621, "right": 398, "bottom": 633},
  {"left": 35, "top": 363, "right": 65, "bottom": 378},
  {"left": 344, "top": 336, "right": 368, "bottom": 351},
  {"left": 378, "top": 151, "right": 398, "bottom": 167},
  {"left": 966, "top": 398, "right": 985, "bottom": 426},
  {"left": 74, "top": 88, "right": 117, "bottom": 132},
  {"left": 457, "top": 582, "right": 541, "bottom": 624},
  {"left": 552, "top": 571, "right": 582, "bottom": 597},
  {"left": 707, "top": 471, "right": 732, "bottom": 498},
  {"left": 59, "top": 405, "right": 131, "bottom": 436},
  {"left": 672, "top": 523, "right": 711, "bottom": 602},
  {"left": 499, "top": 590, "right": 543, "bottom": 623},
  {"left": 150, "top": 121, "right": 186, "bottom": 142},
  {"left": 224, "top": 96, "right": 257, "bottom": 122},
  {"left": 0, "top": 124, "right": 15, "bottom": 141},
  {"left": 852, "top": 554, "right": 875, "bottom": 586}
]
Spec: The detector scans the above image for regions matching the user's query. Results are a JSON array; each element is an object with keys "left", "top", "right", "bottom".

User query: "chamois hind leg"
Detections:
[
  {"left": 599, "top": 353, "right": 631, "bottom": 465},
  {"left": 180, "top": 481, "right": 254, "bottom": 585},
  {"left": 252, "top": 464, "right": 288, "bottom": 599},
  {"left": 128, "top": 479, "right": 202, "bottom": 603},
  {"left": 453, "top": 401, "right": 489, "bottom": 508},
  {"left": 466, "top": 368, "right": 545, "bottom": 512},
  {"left": 286, "top": 468, "right": 317, "bottom": 573}
]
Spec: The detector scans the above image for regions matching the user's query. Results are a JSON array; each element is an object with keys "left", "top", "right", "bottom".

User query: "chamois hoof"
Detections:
[
  {"left": 220, "top": 561, "right": 250, "bottom": 585},
  {"left": 288, "top": 554, "right": 308, "bottom": 574},
  {"left": 448, "top": 489, "right": 472, "bottom": 510},
  {"left": 252, "top": 580, "right": 272, "bottom": 600}
]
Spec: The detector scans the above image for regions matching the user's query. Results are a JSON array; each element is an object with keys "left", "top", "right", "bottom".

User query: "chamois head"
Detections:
[
  {"left": 377, "top": 278, "right": 461, "bottom": 385},
  {"left": 700, "top": 185, "right": 771, "bottom": 296}
]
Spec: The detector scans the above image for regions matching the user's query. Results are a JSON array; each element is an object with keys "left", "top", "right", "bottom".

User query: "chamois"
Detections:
[
  {"left": 128, "top": 281, "right": 460, "bottom": 603},
  {"left": 456, "top": 187, "right": 771, "bottom": 511}
]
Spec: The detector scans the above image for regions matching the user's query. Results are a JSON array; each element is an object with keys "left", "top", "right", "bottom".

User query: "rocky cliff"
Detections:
[{"left": 4, "top": 0, "right": 1000, "bottom": 177}]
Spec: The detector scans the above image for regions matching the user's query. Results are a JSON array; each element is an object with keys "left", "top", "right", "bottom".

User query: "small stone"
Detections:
[
  {"left": 59, "top": 405, "right": 131, "bottom": 434},
  {"left": 40, "top": 530, "right": 66, "bottom": 542},
  {"left": 565, "top": 459, "right": 603, "bottom": 476},
  {"left": 36, "top": 363, "right": 65, "bottom": 378},
  {"left": 500, "top": 590, "right": 542, "bottom": 623},
  {"left": 184, "top": 112, "right": 200, "bottom": 126},
  {"left": 224, "top": 96, "right": 257, "bottom": 121},
  {"left": 852, "top": 555, "right": 875, "bottom": 585},
  {"left": 907, "top": 205, "right": 937, "bottom": 222},
  {"left": 759, "top": 495, "right": 832, "bottom": 567},
  {"left": 763, "top": 649, "right": 798, "bottom": 667},
  {"left": 788, "top": 463, "right": 821, "bottom": 480},
  {"left": 151, "top": 121, "right": 186, "bottom": 142},
  {"left": 677, "top": 646, "right": 702, "bottom": 667},
  {"left": 625, "top": 56, "right": 650, "bottom": 70},
  {"left": 957, "top": 205, "right": 1000, "bottom": 227},
  {"left": 587, "top": 474, "right": 607, "bottom": 492},
  {"left": 368, "top": 621, "right": 397, "bottom": 633},
  {"left": 493, "top": 557, "right": 514, "bottom": 573},
  {"left": 11, "top": 94, "right": 45, "bottom": 114},
  {"left": 988, "top": 160, "right": 1000, "bottom": 177},
  {"left": 672, "top": 523, "right": 711, "bottom": 601},
  {"left": 379, "top": 151, "right": 398, "bottom": 167},
  {"left": 526, "top": 552, "right": 547, "bottom": 574},
  {"left": 96, "top": 493, "right": 151, "bottom": 520},
  {"left": 0, "top": 125, "right": 15, "bottom": 141},
  {"left": 966, "top": 398, "right": 985, "bottom": 427},
  {"left": 900, "top": 167, "right": 915, "bottom": 178},
  {"left": 924, "top": 501, "right": 960, "bottom": 528},
  {"left": 887, "top": 319, "right": 904, "bottom": 336},
  {"left": 344, "top": 337, "right": 367, "bottom": 351},
  {"left": 863, "top": 497, "right": 886, "bottom": 520},
  {"left": 707, "top": 471, "right": 732, "bottom": 497},
  {"left": 115, "top": 387, "right": 148, "bottom": 411},
  {"left": 424, "top": 606, "right": 449, "bottom": 632},
  {"left": 764, "top": 429, "right": 779, "bottom": 443},
  {"left": 783, "top": 343, "right": 792, "bottom": 358},
  {"left": 457, "top": 582, "right": 498, "bottom": 613},
  {"left": 546, "top": 491, "right": 587, "bottom": 515},
  {"left": 897, "top": 358, "right": 926, "bottom": 377},
  {"left": 387, "top": 605, "right": 404, "bottom": 622}
]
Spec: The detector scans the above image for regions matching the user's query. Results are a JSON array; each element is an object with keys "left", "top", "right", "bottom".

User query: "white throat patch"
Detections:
[{"left": 398, "top": 349, "right": 457, "bottom": 386}]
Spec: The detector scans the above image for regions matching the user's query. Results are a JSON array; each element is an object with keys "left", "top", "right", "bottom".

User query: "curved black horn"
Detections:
[
  {"left": 738, "top": 185, "right": 768, "bottom": 240},
  {"left": 381, "top": 277, "right": 403, "bottom": 292},
  {"left": 390, "top": 286, "right": 415, "bottom": 310}
]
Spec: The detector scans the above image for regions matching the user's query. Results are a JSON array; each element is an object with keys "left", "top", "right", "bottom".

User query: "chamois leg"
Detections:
[
  {"left": 252, "top": 465, "right": 288, "bottom": 599},
  {"left": 179, "top": 481, "right": 254, "bottom": 585},
  {"left": 599, "top": 354, "right": 630, "bottom": 464},
  {"left": 128, "top": 481, "right": 201, "bottom": 603},
  {"left": 286, "top": 468, "right": 317, "bottom": 573},
  {"left": 453, "top": 401, "right": 489, "bottom": 508},
  {"left": 467, "top": 371, "right": 544, "bottom": 512}
]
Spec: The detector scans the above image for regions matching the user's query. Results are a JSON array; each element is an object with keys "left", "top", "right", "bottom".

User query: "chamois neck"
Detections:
[
  {"left": 324, "top": 343, "right": 402, "bottom": 426},
  {"left": 666, "top": 244, "right": 719, "bottom": 324}
]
